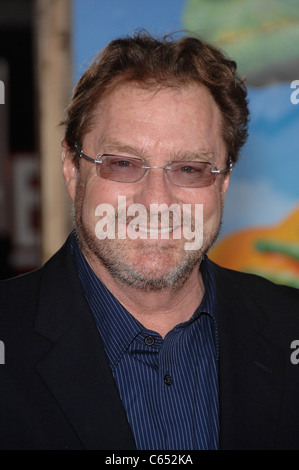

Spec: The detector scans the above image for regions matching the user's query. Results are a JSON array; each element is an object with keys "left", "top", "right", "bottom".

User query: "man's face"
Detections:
[{"left": 63, "top": 82, "right": 230, "bottom": 291}]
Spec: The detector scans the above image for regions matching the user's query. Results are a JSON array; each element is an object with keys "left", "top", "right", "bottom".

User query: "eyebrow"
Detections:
[
  {"left": 101, "top": 139, "right": 215, "bottom": 162},
  {"left": 172, "top": 150, "right": 215, "bottom": 162},
  {"left": 102, "top": 140, "right": 145, "bottom": 158}
]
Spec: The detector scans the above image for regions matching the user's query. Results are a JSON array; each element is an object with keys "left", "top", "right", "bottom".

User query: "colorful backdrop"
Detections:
[{"left": 74, "top": 0, "right": 299, "bottom": 287}]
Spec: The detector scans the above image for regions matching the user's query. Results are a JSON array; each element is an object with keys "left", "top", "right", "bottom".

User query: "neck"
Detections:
[{"left": 84, "top": 252, "right": 205, "bottom": 338}]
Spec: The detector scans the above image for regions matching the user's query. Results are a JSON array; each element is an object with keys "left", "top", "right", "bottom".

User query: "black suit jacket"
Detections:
[{"left": 1, "top": 236, "right": 299, "bottom": 450}]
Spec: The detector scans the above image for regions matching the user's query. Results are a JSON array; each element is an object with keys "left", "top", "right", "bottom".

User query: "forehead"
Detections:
[{"left": 84, "top": 82, "right": 225, "bottom": 160}]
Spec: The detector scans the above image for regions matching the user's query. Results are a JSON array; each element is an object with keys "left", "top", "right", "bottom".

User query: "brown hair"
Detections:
[{"left": 63, "top": 32, "right": 249, "bottom": 166}]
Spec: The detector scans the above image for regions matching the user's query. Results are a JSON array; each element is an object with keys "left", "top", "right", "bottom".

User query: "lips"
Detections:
[{"left": 131, "top": 225, "right": 179, "bottom": 234}]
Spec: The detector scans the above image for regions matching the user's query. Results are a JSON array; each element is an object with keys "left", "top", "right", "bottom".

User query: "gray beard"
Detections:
[{"left": 73, "top": 180, "right": 222, "bottom": 292}]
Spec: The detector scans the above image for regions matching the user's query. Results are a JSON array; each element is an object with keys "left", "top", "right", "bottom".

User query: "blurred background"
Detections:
[{"left": 0, "top": 0, "right": 299, "bottom": 287}]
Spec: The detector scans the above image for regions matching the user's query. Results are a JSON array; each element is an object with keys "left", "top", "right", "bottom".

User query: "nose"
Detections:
[{"left": 133, "top": 168, "right": 178, "bottom": 209}]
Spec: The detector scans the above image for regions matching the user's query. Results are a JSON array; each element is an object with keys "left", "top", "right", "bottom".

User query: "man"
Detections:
[{"left": 1, "top": 32, "right": 299, "bottom": 450}]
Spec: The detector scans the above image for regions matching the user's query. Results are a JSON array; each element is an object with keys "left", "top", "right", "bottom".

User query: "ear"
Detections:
[
  {"left": 61, "top": 139, "right": 78, "bottom": 201},
  {"left": 222, "top": 169, "right": 231, "bottom": 195},
  {"left": 220, "top": 166, "right": 231, "bottom": 207}
]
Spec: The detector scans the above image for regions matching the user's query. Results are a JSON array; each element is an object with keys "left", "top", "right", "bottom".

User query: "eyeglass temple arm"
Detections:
[
  {"left": 74, "top": 143, "right": 100, "bottom": 163},
  {"left": 211, "top": 160, "right": 233, "bottom": 175}
]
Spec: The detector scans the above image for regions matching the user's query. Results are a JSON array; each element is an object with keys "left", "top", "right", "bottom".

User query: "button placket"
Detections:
[{"left": 160, "top": 331, "right": 177, "bottom": 388}]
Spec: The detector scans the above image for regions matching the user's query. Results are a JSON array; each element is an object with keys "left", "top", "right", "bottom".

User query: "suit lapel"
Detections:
[
  {"left": 212, "top": 263, "right": 285, "bottom": 450},
  {"left": 34, "top": 239, "right": 136, "bottom": 450}
]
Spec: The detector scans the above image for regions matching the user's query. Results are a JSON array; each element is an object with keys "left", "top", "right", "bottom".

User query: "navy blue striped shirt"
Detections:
[{"left": 71, "top": 234, "right": 219, "bottom": 450}]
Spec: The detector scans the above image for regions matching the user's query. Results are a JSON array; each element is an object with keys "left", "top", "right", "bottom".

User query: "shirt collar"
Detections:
[{"left": 70, "top": 232, "right": 218, "bottom": 368}]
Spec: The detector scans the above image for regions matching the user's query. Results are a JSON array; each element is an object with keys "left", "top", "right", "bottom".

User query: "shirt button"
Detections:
[
  {"left": 144, "top": 335, "right": 155, "bottom": 346},
  {"left": 164, "top": 374, "right": 173, "bottom": 386}
]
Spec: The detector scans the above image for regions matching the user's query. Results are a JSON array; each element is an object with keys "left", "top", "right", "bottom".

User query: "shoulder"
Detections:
[
  {"left": 209, "top": 261, "right": 299, "bottom": 353},
  {"left": 209, "top": 260, "right": 299, "bottom": 297},
  {"left": 0, "top": 237, "right": 73, "bottom": 314},
  {"left": 0, "top": 268, "right": 42, "bottom": 310},
  {"left": 209, "top": 259, "right": 299, "bottom": 320}
]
